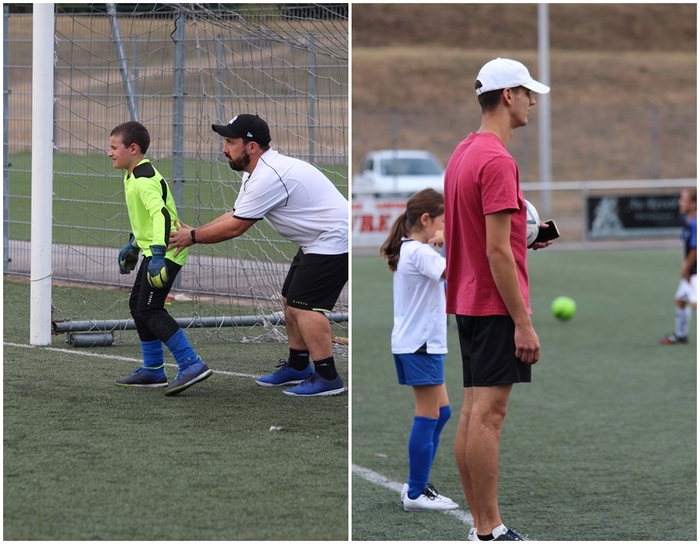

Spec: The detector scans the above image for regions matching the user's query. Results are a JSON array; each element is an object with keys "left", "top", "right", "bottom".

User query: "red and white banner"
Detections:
[{"left": 352, "top": 197, "right": 408, "bottom": 247}]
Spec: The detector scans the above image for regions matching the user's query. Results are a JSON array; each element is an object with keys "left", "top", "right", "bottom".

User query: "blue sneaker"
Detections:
[
  {"left": 255, "top": 360, "right": 313, "bottom": 387},
  {"left": 282, "top": 373, "right": 345, "bottom": 397},
  {"left": 116, "top": 367, "right": 167, "bottom": 388},
  {"left": 164, "top": 359, "right": 212, "bottom": 396}
]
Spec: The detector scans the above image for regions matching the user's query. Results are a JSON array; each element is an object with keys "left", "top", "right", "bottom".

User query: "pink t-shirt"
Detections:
[{"left": 444, "top": 132, "right": 530, "bottom": 316}]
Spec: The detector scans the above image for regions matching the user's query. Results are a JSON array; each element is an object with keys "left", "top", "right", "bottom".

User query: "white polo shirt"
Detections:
[
  {"left": 233, "top": 149, "right": 348, "bottom": 255},
  {"left": 391, "top": 239, "right": 447, "bottom": 354}
]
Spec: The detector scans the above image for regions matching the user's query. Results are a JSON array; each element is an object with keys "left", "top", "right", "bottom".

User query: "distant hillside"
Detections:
[
  {"left": 350, "top": 4, "right": 696, "bottom": 182},
  {"left": 352, "top": 4, "right": 696, "bottom": 52}
]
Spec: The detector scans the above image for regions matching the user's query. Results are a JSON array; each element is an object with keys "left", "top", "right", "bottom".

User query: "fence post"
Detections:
[
  {"left": 651, "top": 104, "right": 660, "bottom": 180},
  {"left": 3, "top": 4, "right": 10, "bottom": 272},
  {"left": 107, "top": 3, "right": 139, "bottom": 123},
  {"left": 215, "top": 35, "right": 226, "bottom": 125},
  {"left": 171, "top": 10, "right": 186, "bottom": 290}
]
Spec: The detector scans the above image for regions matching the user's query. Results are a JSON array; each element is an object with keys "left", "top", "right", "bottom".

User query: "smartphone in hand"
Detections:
[{"left": 534, "top": 220, "right": 560, "bottom": 244}]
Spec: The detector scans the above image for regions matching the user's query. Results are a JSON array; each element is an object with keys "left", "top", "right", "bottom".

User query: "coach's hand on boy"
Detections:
[{"left": 168, "top": 220, "right": 194, "bottom": 258}]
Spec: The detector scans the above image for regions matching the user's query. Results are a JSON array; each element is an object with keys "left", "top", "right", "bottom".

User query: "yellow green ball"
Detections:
[{"left": 551, "top": 296, "right": 576, "bottom": 321}]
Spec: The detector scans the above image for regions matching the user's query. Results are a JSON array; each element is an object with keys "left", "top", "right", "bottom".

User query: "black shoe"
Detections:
[
  {"left": 659, "top": 334, "right": 688, "bottom": 345},
  {"left": 494, "top": 528, "right": 525, "bottom": 541}
]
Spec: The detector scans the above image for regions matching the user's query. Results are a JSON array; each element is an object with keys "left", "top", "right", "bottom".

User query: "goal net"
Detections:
[{"left": 4, "top": 3, "right": 348, "bottom": 346}]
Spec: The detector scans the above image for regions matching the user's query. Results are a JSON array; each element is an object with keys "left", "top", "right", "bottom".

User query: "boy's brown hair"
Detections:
[{"left": 110, "top": 121, "right": 150, "bottom": 155}]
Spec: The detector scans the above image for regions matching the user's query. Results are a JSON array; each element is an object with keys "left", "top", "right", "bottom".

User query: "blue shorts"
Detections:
[{"left": 393, "top": 353, "right": 445, "bottom": 386}]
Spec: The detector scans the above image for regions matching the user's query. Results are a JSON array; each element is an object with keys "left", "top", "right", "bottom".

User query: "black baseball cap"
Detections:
[{"left": 212, "top": 114, "right": 271, "bottom": 146}]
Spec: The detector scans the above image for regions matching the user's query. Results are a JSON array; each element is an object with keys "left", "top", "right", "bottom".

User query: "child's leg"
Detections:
[
  {"left": 133, "top": 259, "right": 200, "bottom": 369},
  {"left": 128, "top": 263, "right": 165, "bottom": 375},
  {"left": 431, "top": 385, "right": 452, "bottom": 465},
  {"left": 675, "top": 299, "right": 692, "bottom": 339},
  {"left": 671, "top": 278, "right": 694, "bottom": 340},
  {"left": 407, "top": 413, "right": 438, "bottom": 499},
  {"left": 407, "top": 384, "right": 443, "bottom": 499}
]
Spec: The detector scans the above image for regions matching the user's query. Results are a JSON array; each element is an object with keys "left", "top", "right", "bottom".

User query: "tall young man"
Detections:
[{"left": 443, "top": 58, "right": 553, "bottom": 541}]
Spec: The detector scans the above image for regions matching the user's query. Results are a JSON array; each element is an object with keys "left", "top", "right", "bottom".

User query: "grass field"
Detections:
[
  {"left": 3, "top": 279, "right": 348, "bottom": 541},
  {"left": 351, "top": 246, "right": 697, "bottom": 541}
]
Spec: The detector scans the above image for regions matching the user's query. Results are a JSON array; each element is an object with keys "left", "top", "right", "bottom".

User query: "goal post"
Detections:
[
  {"left": 7, "top": 4, "right": 349, "bottom": 347},
  {"left": 29, "top": 3, "right": 54, "bottom": 346}
]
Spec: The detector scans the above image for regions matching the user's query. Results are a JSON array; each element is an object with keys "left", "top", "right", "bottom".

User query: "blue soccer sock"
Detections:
[
  {"left": 141, "top": 339, "right": 165, "bottom": 372},
  {"left": 407, "top": 416, "right": 438, "bottom": 500},
  {"left": 431, "top": 405, "right": 452, "bottom": 466},
  {"left": 164, "top": 328, "right": 199, "bottom": 369}
]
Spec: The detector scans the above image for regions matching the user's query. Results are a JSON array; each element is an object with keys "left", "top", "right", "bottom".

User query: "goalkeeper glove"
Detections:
[
  {"left": 147, "top": 246, "right": 169, "bottom": 289},
  {"left": 118, "top": 234, "right": 140, "bottom": 274}
]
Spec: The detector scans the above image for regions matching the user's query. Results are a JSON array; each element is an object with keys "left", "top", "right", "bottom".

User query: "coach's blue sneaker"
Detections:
[
  {"left": 255, "top": 360, "right": 313, "bottom": 387},
  {"left": 115, "top": 367, "right": 167, "bottom": 388},
  {"left": 282, "top": 372, "right": 345, "bottom": 397},
  {"left": 164, "top": 359, "right": 212, "bottom": 396}
]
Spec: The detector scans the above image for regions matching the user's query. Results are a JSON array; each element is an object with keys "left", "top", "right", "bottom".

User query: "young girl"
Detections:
[{"left": 380, "top": 188, "right": 458, "bottom": 512}]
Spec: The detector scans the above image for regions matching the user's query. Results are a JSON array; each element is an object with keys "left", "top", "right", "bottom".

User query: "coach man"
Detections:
[{"left": 169, "top": 114, "right": 348, "bottom": 397}]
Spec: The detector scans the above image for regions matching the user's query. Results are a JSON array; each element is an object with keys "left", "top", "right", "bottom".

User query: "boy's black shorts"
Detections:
[
  {"left": 455, "top": 314, "right": 532, "bottom": 387},
  {"left": 282, "top": 248, "right": 348, "bottom": 313}
]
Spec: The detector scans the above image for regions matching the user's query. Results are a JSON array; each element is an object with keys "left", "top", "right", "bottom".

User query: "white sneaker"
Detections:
[
  {"left": 402, "top": 487, "right": 459, "bottom": 511},
  {"left": 468, "top": 527, "right": 478, "bottom": 541},
  {"left": 426, "top": 483, "right": 458, "bottom": 506},
  {"left": 400, "top": 482, "right": 458, "bottom": 507}
]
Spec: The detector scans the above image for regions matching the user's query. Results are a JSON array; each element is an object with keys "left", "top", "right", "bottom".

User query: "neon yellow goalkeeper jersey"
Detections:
[{"left": 124, "top": 159, "right": 187, "bottom": 265}]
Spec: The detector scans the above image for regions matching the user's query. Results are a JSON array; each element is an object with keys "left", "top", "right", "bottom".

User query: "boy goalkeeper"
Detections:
[{"left": 109, "top": 121, "right": 212, "bottom": 396}]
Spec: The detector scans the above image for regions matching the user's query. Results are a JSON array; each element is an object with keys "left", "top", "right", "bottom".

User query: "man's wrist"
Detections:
[{"left": 190, "top": 229, "right": 197, "bottom": 244}]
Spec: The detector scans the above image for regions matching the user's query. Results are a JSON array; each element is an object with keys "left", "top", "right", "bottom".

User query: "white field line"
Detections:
[
  {"left": 3, "top": 342, "right": 259, "bottom": 379},
  {"left": 351, "top": 463, "right": 474, "bottom": 526}
]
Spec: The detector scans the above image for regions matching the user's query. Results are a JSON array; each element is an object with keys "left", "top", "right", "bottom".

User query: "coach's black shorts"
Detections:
[
  {"left": 282, "top": 248, "right": 348, "bottom": 312},
  {"left": 456, "top": 314, "right": 532, "bottom": 387}
]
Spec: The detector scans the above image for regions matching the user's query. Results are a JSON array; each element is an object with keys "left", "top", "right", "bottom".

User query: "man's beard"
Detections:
[{"left": 227, "top": 148, "right": 251, "bottom": 171}]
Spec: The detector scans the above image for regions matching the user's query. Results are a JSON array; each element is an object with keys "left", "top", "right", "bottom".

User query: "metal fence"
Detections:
[
  {"left": 4, "top": 5, "right": 348, "bottom": 274},
  {"left": 3, "top": 4, "right": 349, "bottom": 344}
]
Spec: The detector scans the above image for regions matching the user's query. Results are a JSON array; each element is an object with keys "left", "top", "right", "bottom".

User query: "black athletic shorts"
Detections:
[
  {"left": 456, "top": 314, "right": 532, "bottom": 387},
  {"left": 282, "top": 248, "right": 348, "bottom": 312}
]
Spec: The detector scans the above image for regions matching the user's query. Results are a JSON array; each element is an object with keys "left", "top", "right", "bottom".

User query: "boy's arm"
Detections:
[
  {"left": 681, "top": 248, "right": 697, "bottom": 281},
  {"left": 135, "top": 179, "right": 172, "bottom": 250}
]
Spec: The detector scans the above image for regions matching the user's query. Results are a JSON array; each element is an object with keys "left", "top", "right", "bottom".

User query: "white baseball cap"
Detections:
[{"left": 475, "top": 58, "right": 550, "bottom": 95}]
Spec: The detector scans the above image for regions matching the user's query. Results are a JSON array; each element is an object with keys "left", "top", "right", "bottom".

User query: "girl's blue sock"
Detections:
[
  {"left": 431, "top": 405, "right": 452, "bottom": 465},
  {"left": 407, "top": 416, "right": 438, "bottom": 500},
  {"left": 164, "top": 329, "right": 199, "bottom": 369}
]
